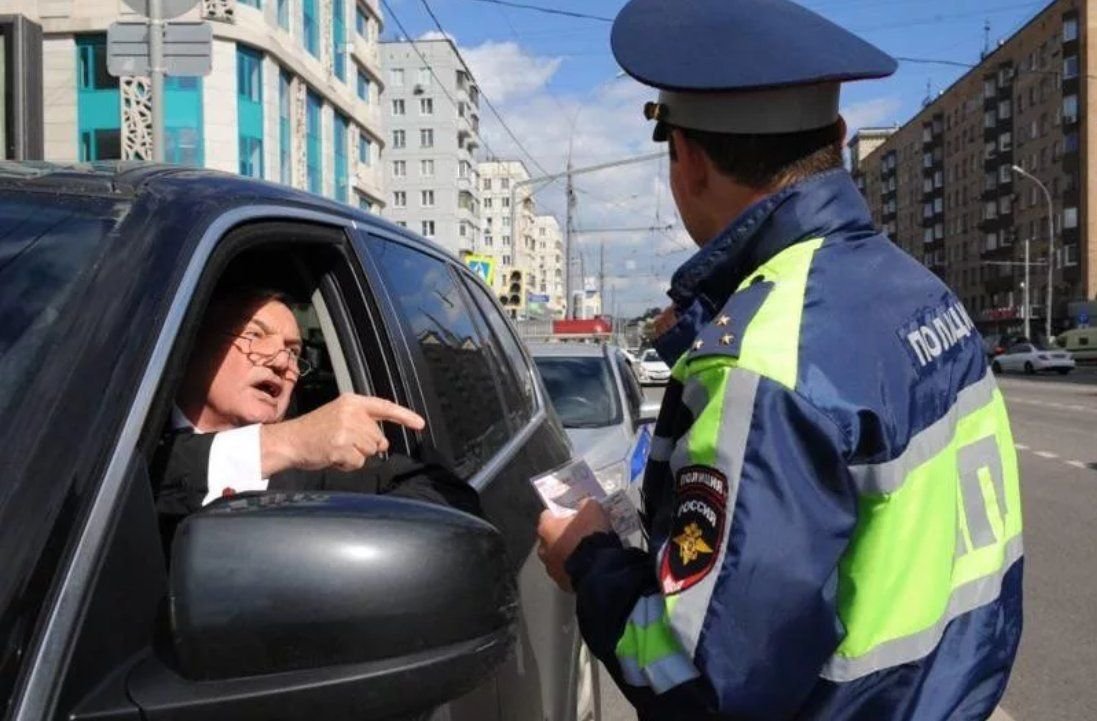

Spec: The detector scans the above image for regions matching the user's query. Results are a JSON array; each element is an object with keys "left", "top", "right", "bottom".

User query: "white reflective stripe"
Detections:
[
  {"left": 848, "top": 371, "right": 999, "bottom": 495},
  {"left": 619, "top": 657, "right": 648, "bottom": 688},
  {"left": 820, "top": 535, "right": 1023, "bottom": 682},
  {"left": 626, "top": 594, "right": 667, "bottom": 629},
  {"left": 667, "top": 370, "right": 761, "bottom": 658},
  {"left": 618, "top": 654, "right": 701, "bottom": 694},
  {"left": 669, "top": 377, "right": 712, "bottom": 476},
  {"left": 650, "top": 434, "right": 675, "bottom": 462}
]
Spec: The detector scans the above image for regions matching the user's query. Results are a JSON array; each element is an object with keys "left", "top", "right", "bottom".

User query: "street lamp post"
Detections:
[{"left": 1011, "top": 164, "right": 1055, "bottom": 341}]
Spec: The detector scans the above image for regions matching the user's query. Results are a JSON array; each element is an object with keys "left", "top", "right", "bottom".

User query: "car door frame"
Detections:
[{"left": 9, "top": 203, "right": 411, "bottom": 721}]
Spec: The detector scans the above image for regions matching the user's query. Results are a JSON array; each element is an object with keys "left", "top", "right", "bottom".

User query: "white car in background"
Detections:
[
  {"left": 991, "top": 342, "right": 1076, "bottom": 375},
  {"left": 636, "top": 349, "right": 671, "bottom": 385}
]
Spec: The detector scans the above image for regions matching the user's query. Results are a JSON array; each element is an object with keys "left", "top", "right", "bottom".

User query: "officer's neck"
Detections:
[{"left": 696, "top": 178, "right": 773, "bottom": 248}]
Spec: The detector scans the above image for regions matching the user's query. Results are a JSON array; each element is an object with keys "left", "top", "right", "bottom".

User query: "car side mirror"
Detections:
[
  {"left": 638, "top": 399, "right": 661, "bottom": 426},
  {"left": 126, "top": 493, "right": 517, "bottom": 721}
]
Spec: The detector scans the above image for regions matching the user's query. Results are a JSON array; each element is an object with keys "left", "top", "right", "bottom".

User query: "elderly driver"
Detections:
[{"left": 153, "top": 286, "right": 477, "bottom": 532}]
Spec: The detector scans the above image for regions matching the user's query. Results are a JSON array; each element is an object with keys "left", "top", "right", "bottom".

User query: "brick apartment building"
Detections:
[{"left": 849, "top": 0, "right": 1095, "bottom": 336}]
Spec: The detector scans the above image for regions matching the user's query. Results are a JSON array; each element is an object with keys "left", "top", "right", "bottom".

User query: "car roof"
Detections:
[
  {"left": 527, "top": 342, "right": 619, "bottom": 358},
  {"left": 0, "top": 160, "right": 450, "bottom": 258}
]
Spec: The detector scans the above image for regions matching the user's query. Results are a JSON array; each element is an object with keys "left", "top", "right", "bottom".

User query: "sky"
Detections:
[{"left": 382, "top": 0, "right": 1050, "bottom": 317}]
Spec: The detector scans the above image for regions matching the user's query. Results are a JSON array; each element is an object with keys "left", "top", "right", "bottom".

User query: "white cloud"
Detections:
[
  {"left": 418, "top": 30, "right": 457, "bottom": 43},
  {"left": 841, "top": 96, "right": 903, "bottom": 132},
  {"left": 463, "top": 41, "right": 564, "bottom": 105}
]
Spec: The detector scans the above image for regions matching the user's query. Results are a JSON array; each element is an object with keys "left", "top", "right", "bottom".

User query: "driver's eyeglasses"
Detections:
[{"left": 223, "top": 331, "right": 314, "bottom": 378}]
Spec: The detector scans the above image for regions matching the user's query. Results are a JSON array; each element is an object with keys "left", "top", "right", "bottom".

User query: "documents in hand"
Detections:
[{"left": 531, "top": 458, "right": 641, "bottom": 540}]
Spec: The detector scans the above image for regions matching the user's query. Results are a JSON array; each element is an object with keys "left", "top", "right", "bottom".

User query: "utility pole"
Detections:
[
  {"left": 507, "top": 151, "right": 662, "bottom": 321},
  {"left": 149, "top": 0, "right": 165, "bottom": 161},
  {"left": 598, "top": 239, "right": 605, "bottom": 314},
  {"left": 1012, "top": 164, "right": 1055, "bottom": 340}
]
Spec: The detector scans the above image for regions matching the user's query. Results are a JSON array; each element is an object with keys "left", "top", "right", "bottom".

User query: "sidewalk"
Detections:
[{"left": 991, "top": 708, "right": 1016, "bottom": 721}]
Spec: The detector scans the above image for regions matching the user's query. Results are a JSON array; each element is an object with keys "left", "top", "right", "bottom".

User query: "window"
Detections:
[
  {"left": 358, "top": 195, "right": 373, "bottom": 212},
  {"left": 1064, "top": 16, "right": 1079, "bottom": 42},
  {"left": 501, "top": 178, "right": 510, "bottom": 190},
  {"left": 279, "top": 70, "right": 292, "bottom": 184},
  {"left": 1063, "top": 95, "right": 1078, "bottom": 123},
  {"left": 396, "top": 221, "right": 407, "bottom": 228},
  {"left": 1064, "top": 207, "right": 1078, "bottom": 229},
  {"left": 392, "top": 160, "right": 406, "bottom": 177},
  {"left": 483, "top": 178, "right": 492, "bottom": 191},
  {"left": 239, "top": 0, "right": 260, "bottom": 6},
  {"left": 999, "top": 164, "right": 1011, "bottom": 184},
  {"left": 417, "top": 68, "right": 432, "bottom": 86},
  {"left": 332, "top": 0, "right": 346, "bottom": 81},
  {"left": 420, "top": 128, "right": 434, "bottom": 148},
  {"left": 333, "top": 112, "right": 349, "bottom": 202},
  {"left": 462, "top": 279, "right": 537, "bottom": 425},
  {"left": 373, "top": 243, "right": 513, "bottom": 477},
  {"left": 390, "top": 68, "right": 404, "bottom": 87},
  {"left": 237, "top": 46, "right": 263, "bottom": 178},
  {"left": 1065, "top": 132, "right": 1079, "bottom": 153},
  {"left": 303, "top": 0, "right": 319, "bottom": 56},
  {"left": 986, "top": 231, "right": 998, "bottom": 251},
  {"left": 356, "top": 67, "right": 370, "bottom": 102},
  {"left": 1064, "top": 55, "right": 1079, "bottom": 79},
  {"left": 421, "top": 190, "right": 435, "bottom": 207},
  {"left": 163, "top": 76, "right": 203, "bottom": 166},
  {"left": 358, "top": 133, "right": 371, "bottom": 165},
  {"left": 998, "top": 100, "right": 1011, "bottom": 120},
  {"left": 76, "top": 36, "right": 121, "bottom": 160},
  {"left": 503, "top": 235, "right": 511, "bottom": 246},
  {"left": 392, "top": 99, "right": 405, "bottom": 115},
  {"left": 419, "top": 98, "right": 434, "bottom": 115},
  {"left": 1064, "top": 243, "right": 1079, "bottom": 266},
  {"left": 277, "top": 0, "right": 289, "bottom": 29},
  {"left": 306, "top": 89, "right": 322, "bottom": 193},
  {"left": 393, "top": 190, "right": 406, "bottom": 207},
  {"left": 999, "top": 195, "right": 1011, "bottom": 215},
  {"left": 984, "top": 201, "right": 997, "bottom": 220},
  {"left": 502, "top": 197, "right": 510, "bottom": 208},
  {"left": 998, "top": 132, "right": 1011, "bottom": 152},
  {"left": 421, "top": 220, "right": 435, "bottom": 237},
  {"left": 983, "top": 77, "right": 996, "bottom": 99},
  {"left": 356, "top": 3, "right": 368, "bottom": 37},
  {"left": 392, "top": 129, "right": 405, "bottom": 148},
  {"left": 420, "top": 159, "right": 434, "bottom": 176}
]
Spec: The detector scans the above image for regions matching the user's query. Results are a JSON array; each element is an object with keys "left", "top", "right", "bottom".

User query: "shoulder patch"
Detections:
[
  {"left": 660, "top": 466, "right": 728, "bottom": 595},
  {"left": 688, "top": 279, "right": 774, "bottom": 361}
]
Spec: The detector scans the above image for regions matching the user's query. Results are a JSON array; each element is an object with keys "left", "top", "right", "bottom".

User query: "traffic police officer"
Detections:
[{"left": 536, "top": 1, "right": 1024, "bottom": 719}]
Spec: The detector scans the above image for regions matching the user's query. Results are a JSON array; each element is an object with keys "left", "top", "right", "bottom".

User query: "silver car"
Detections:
[{"left": 530, "top": 343, "right": 659, "bottom": 497}]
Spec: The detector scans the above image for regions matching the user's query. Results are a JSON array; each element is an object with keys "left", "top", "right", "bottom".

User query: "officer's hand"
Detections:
[
  {"left": 537, "top": 499, "right": 612, "bottom": 592},
  {"left": 652, "top": 305, "right": 677, "bottom": 337},
  {"left": 260, "top": 394, "right": 425, "bottom": 476}
]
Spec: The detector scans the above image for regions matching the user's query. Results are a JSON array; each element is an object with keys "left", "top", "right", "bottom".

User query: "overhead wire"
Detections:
[
  {"left": 464, "top": 0, "right": 613, "bottom": 22},
  {"left": 418, "top": 0, "right": 552, "bottom": 177}
]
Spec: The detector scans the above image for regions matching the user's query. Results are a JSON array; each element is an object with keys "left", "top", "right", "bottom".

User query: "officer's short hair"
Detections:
[{"left": 667, "top": 121, "right": 843, "bottom": 190}]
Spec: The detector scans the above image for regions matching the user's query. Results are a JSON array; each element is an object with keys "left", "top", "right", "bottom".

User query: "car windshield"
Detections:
[
  {"left": 641, "top": 349, "right": 661, "bottom": 363},
  {"left": 0, "top": 192, "right": 128, "bottom": 417},
  {"left": 534, "top": 356, "right": 622, "bottom": 429}
]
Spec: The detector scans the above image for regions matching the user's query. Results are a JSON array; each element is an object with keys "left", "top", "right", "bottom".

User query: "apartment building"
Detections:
[
  {"left": 2, "top": 0, "right": 386, "bottom": 209},
  {"left": 477, "top": 159, "right": 566, "bottom": 318},
  {"left": 381, "top": 38, "right": 482, "bottom": 255},
  {"left": 850, "top": 0, "right": 1091, "bottom": 335}
]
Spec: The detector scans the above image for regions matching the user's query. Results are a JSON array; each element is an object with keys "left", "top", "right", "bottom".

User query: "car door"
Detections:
[{"left": 353, "top": 228, "right": 579, "bottom": 721}]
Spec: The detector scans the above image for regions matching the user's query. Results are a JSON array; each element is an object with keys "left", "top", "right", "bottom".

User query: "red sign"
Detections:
[{"left": 552, "top": 318, "right": 612, "bottom": 335}]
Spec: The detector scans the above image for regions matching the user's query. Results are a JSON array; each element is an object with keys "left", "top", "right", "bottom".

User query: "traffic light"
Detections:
[{"left": 507, "top": 270, "right": 525, "bottom": 310}]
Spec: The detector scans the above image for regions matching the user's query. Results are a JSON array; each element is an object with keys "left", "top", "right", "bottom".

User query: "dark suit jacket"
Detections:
[{"left": 152, "top": 430, "right": 481, "bottom": 549}]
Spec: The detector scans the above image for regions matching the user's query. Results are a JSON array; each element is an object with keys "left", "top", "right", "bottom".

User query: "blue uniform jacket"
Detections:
[{"left": 566, "top": 170, "right": 1023, "bottom": 721}]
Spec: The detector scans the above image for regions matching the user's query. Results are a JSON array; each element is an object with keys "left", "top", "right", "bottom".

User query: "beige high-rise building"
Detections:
[
  {"left": 850, "top": 0, "right": 1094, "bottom": 336},
  {"left": 478, "top": 159, "right": 535, "bottom": 315},
  {"left": 532, "top": 213, "right": 566, "bottom": 318},
  {"left": 2, "top": 0, "right": 387, "bottom": 209}
]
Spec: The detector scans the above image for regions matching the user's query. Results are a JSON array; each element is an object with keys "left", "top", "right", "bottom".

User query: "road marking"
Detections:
[
  {"left": 989, "top": 706, "right": 1017, "bottom": 721},
  {"left": 1067, "top": 460, "right": 1087, "bottom": 469},
  {"left": 1034, "top": 451, "right": 1059, "bottom": 459},
  {"left": 1014, "top": 443, "right": 1029, "bottom": 450}
]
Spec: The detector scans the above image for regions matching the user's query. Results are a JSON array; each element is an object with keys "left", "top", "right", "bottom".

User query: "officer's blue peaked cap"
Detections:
[{"left": 612, "top": 0, "right": 898, "bottom": 139}]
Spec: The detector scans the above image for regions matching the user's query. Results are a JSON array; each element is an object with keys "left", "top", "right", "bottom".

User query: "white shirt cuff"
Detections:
[{"left": 203, "top": 424, "right": 268, "bottom": 505}]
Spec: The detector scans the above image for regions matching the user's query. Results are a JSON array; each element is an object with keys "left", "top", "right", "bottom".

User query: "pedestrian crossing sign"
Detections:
[{"left": 465, "top": 254, "right": 496, "bottom": 285}]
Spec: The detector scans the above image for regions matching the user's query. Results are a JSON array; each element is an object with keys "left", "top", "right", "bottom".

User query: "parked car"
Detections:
[
  {"left": 636, "top": 348, "right": 671, "bottom": 385},
  {"left": 991, "top": 341, "right": 1076, "bottom": 375},
  {"left": 530, "top": 343, "right": 659, "bottom": 493},
  {"left": 0, "top": 163, "right": 592, "bottom": 721},
  {"left": 1057, "top": 327, "right": 1097, "bottom": 362},
  {"left": 983, "top": 333, "right": 1029, "bottom": 360}
]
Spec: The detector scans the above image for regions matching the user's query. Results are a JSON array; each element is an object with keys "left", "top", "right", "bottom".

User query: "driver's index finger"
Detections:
[{"left": 361, "top": 396, "right": 426, "bottom": 430}]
